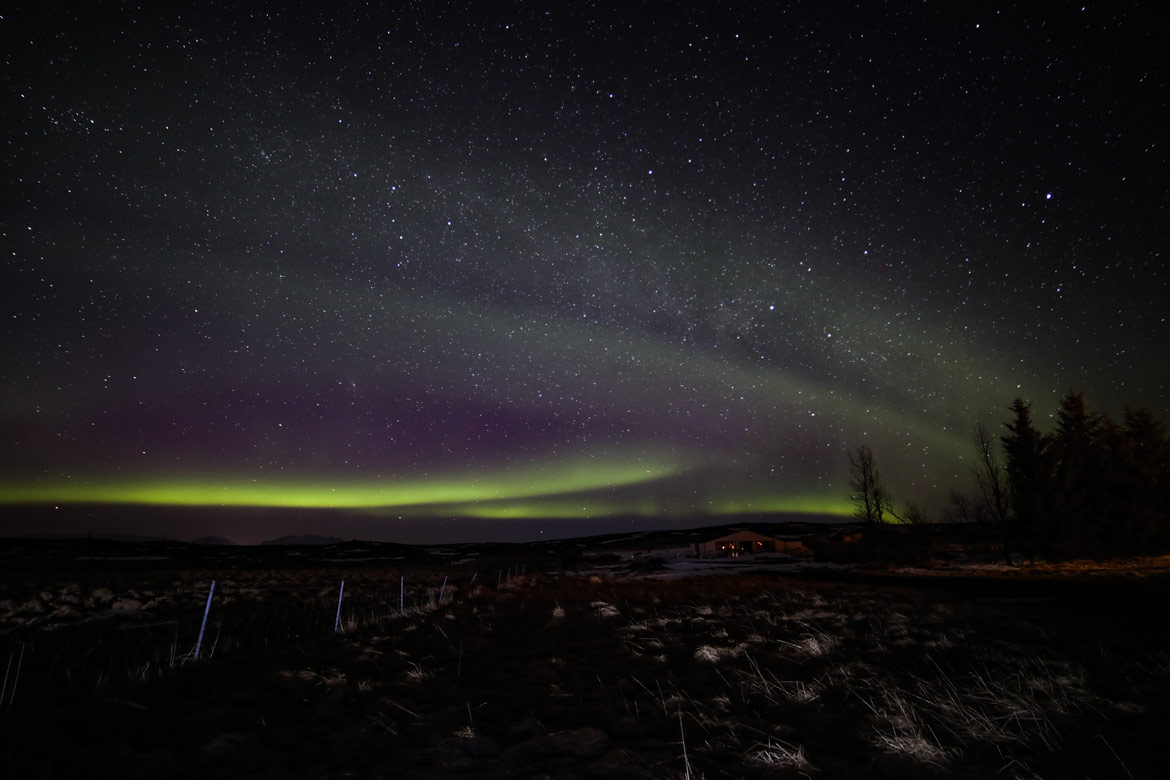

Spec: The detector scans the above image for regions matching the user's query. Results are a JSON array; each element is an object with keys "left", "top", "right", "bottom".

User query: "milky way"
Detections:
[{"left": 2, "top": 3, "right": 1166, "bottom": 540}]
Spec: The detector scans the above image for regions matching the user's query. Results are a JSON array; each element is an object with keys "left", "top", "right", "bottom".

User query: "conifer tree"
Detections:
[
  {"left": 1000, "top": 398, "right": 1050, "bottom": 561},
  {"left": 1050, "top": 391, "right": 1110, "bottom": 557},
  {"left": 1121, "top": 405, "right": 1170, "bottom": 551}
]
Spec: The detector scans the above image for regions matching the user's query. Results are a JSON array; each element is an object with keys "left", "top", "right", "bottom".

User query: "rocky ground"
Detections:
[{"left": 3, "top": 548, "right": 1170, "bottom": 778}]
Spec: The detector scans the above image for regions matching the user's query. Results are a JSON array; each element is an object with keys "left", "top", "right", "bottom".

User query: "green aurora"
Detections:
[
  {"left": 0, "top": 442, "right": 857, "bottom": 520},
  {"left": 0, "top": 453, "right": 678, "bottom": 509}
]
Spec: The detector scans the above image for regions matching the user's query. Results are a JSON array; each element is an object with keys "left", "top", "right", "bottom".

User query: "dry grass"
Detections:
[
  {"left": 879, "top": 554, "right": 1170, "bottom": 580},
  {"left": 3, "top": 563, "right": 1169, "bottom": 779},
  {"left": 1019, "top": 555, "right": 1170, "bottom": 577}
]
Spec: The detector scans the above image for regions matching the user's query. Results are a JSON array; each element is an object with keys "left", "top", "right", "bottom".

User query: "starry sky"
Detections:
[{"left": 2, "top": 2, "right": 1167, "bottom": 542}]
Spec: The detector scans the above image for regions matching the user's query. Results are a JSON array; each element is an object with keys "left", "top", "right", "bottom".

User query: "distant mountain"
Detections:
[
  {"left": 261, "top": 534, "right": 345, "bottom": 546},
  {"left": 189, "top": 535, "right": 236, "bottom": 546}
]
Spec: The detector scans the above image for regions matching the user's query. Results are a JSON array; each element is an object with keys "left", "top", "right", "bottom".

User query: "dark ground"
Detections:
[{"left": 3, "top": 540, "right": 1169, "bottom": 779}]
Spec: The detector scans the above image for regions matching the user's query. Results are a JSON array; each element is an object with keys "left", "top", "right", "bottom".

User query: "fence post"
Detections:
[
  {"left": 2, "top": 643, "right": 25, "bottom": 711},
  {"left": 194, "top": 580, "right": 215, "bottom": 660},
  {"left": 333, "top": 580, "right": 345, "bottom": 633}
]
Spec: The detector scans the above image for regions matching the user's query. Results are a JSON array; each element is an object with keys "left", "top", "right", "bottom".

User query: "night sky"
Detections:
[{"left": 2, "top": 2, "right": 1167, "bottom": 543}]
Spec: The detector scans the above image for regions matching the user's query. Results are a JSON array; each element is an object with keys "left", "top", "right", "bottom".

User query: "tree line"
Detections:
[{"left": 849, "top": 391, "right": 1170, "bottom": 561}]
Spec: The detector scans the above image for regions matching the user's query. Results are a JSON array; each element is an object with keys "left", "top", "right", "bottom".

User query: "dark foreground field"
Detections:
[{"left": 3, "top": 546, "right": 1169, "bottom": 779}]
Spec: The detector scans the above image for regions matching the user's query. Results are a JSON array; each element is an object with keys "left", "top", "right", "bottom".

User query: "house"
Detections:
[{"left": 692, "top": 529, "right": 806, "bottom": 558}]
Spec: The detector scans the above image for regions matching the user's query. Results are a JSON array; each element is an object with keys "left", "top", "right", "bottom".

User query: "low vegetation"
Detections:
[{"left": 3, "top": 546, "right": 1169, "bottom": 779}]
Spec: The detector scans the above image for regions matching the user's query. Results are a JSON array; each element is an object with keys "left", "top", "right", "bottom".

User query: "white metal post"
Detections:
[{"left": 194, "top": 580, "right": 215, "bottom": 659}]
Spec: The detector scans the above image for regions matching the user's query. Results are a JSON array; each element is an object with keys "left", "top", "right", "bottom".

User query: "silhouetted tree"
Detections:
[
  {"left": 971, "top": 421, "right": 1013, "bottom": 564},
  {"left": 1119, "top": 405, "right": 1170, "bottom": 551},
  {"left": 1001, "top": 398, "right": 1051, "bottom": 561},
  {"left": 1000, "top": 392, "right": 1169, "bottom": 559},
  {"left": 848, "top": 445, "right": 892, "bottom": 525},
  {"left": 1097, "top": 412, "right": 1134, "bottom": 556},
  {"left": 895, "top": 500, "right": 929, "bottom": 525},
  {"left": 947, "top": 394, "right": 1170, "bottom": 561},
  {"left": 942, "top": 490, "right": 973, "bottom": 524},
  {"left": 1049, "top": 391, "right": 1111, "bottom": 557}
]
